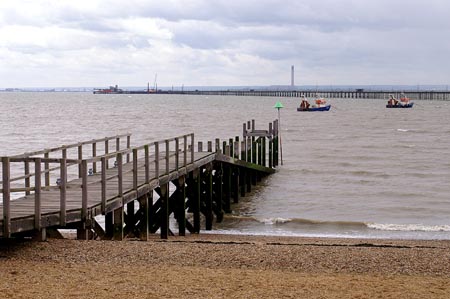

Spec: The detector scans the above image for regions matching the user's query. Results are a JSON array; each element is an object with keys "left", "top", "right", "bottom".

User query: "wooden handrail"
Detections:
[{"left": 10, "top": 133, "right": 131, "bottom": 159}]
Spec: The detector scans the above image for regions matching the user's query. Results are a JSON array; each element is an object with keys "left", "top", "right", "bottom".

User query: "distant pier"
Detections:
[
  {"left": 168, "top": 89, "right": 450, "bottom": 101},
  {"left": 93, "top": 86, "right": 450, "bottom": 101}
]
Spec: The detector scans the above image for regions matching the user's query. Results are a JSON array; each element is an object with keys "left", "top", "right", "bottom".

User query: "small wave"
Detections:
[
  {"left": 260, "top": 217, "right": 292, "bottom": 225},
  {"left": 397, "top": 129, "right": 409, "bottom": 132},
  {"left": 367, "top": 223, "right": 450, "bottom": 232}
]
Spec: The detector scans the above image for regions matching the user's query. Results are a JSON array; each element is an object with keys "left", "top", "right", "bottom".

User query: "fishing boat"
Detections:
[
  {"left": 386, "top": 94, "right": 414, "bottom": 108},
  {"left": 297, "top": 95, "right": 331, "bottom": 111}
]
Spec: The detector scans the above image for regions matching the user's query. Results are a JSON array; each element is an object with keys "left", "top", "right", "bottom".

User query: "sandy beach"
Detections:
[{"left": 1, "top": 234, "right": 449, "bottom": 298}]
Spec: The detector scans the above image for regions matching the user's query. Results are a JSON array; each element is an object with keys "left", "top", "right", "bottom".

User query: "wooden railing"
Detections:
[{"left": 1, "top": 133, "right": 195, "bottom": 238}]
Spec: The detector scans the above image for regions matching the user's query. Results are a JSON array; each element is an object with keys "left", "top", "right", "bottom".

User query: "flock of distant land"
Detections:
[{"left": 1, "top": 85, "right": 449, "bottom": 93}]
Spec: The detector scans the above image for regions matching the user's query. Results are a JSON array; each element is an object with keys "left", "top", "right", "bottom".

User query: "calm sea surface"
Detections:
[{"left": 1, "top": 92, "right": 449, "bottom": 240}]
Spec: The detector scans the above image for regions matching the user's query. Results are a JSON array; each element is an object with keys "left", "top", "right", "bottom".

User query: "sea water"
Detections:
[{"left": 1, "top": 92, "right": 449, "bottom": 240}]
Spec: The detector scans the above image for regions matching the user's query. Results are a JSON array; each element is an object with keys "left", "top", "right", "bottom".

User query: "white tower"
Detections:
[{"left": 291, "top": 65, "right": 295, "bottom": 87}]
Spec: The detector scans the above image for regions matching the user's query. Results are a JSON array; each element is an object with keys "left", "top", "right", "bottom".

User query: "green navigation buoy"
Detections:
[{"left": 273, "top": 101, "right": 283, "bottom": 165}]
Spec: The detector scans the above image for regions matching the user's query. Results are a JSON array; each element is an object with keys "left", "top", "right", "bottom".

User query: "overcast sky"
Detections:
[{"left": 1, "top": 0, "right": 449, "bottom": 88}]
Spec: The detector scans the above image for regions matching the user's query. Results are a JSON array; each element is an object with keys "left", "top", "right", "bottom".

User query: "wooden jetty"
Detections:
[{"left": 0, "top": 120, "right": 280, "bottom": 241}]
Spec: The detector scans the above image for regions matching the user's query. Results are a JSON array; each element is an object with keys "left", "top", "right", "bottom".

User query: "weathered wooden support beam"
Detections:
[
  {"left": 269, "top": 123, "right": 273, "bottom": 168},
  {"left": 138, "top": 193, "right": 150, "bottom": 241},
  {"left": 223, "top": 163, "right": 232, "bottom": 213},
  {"left": 77, "top": 224, "right": 90, "bottom": 241},
  {"left": 232, "top": 166, "right": 239, "bottom": 203},
  {"left": 113, "top": 206, "right": 124, "bottom": 241},
  {"left": 105, "top": 212, "right": 113, "bottom": 239},
  {"left": 213, "top": 162, "right": 224, "bottom": 222},
  {"left": 174, "top": 176, "right": 186, "bottom": 236},
  {"left": 33, "top": 228, "right": 47, "bottom": 242},
  {"left": 191, "top": 169, "right": 201, "bottom": 233},
  {"left": 204, "top": 164, "right": 213, "bottom": 230},
  {"left": 124, "top": 200, "right": 135, "bottom": 237},
  {"left": 240, "top": 141, "right": 246, "bottom": 197},
  {"left": 160, "top": 183, "right": 170, "bottom": 239}
]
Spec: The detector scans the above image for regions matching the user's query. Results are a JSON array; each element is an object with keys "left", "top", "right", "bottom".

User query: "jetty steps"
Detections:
[{"left": 1, "top": 120, "right": 279, "bottom": 241}]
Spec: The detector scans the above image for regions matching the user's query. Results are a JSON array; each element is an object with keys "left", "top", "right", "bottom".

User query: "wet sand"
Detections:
[{"left": 1, "top": 234, "right": 450, "bottom": 298}]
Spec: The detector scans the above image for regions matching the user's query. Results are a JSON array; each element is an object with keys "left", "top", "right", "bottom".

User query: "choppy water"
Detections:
[{"left": 1, "top": 92, "right": 449, "bottom": 240}]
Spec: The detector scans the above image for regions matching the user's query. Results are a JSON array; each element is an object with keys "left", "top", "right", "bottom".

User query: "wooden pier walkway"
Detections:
[
  {"left": 155, "top": 89, "right": 450, "bottom": 101},
  {"left": 1, "top": 120, "right": 280, "bottom": 240}
]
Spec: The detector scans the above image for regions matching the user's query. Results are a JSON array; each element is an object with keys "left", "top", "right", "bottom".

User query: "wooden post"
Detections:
[
  {"left": 223, "top": 163, "right": 231, "bottom": 213},
  {"left": 34, "top": 158, "right": 41, "bottom": 230},
  {"left": 273, "top": 121, "right": 279, "bottom": 166},
  {"left": 44, "top": 151, "right": 50, "bottom": 187},
  {"left": 234, "top": 136, "right": 239, "bottom": 159},
  {"left": 126, "top": 149, "right": 138, "bottom": 236},
  {"left": 246, "top": 136, "right": 252, "bottom": 162},
  {"left": 105, "top": 139, "right": 109, "bottom": 169},
  {"left": 101, "top": 157, "right": 107, "bottom": 214},
  {"left": 229, "top": 138, "right": 234, "bottom": 157},
  {"left": 105, "top": 212, "right": 113, "bottom": 239},
  {"left": 177, "top": 176, "right": 186, "bottom": 236},
  {"left": 139, "top": 193, "right": 150, "bottom": 241},
  {"left": 258, "top": 137, "right": 262, "bottom": 166},
  {"left": 205, "top": 165, "right": 213, "bottom": 230},
  {"left": 160, "top": 183, "right": 169, "bottom": 239},
  {"left": 117, "top": 153, "right": 123, "bottom": 197},
  {"left": 24, "top": 160, "right": 30, "bottom": 195},
  {"left": 214, "top": 163, "right": 224, "bottom": 220},
  {"left": 192, "top": 169, "right": 201, "bottom": 233},
  {"left": 154, "top": 141, "right": 159, "bottom": 179},
  {"left": 191, "top": 134, "right": 195, "bottom": 164},
  {"left": 175, "top": 138, "right": 179, "bottom": 170},
  {"left": 60, "top": 158, "right": 67, "bottom": 226},
  {"left": 215, "top": 138, "right": 220, "bottom": 152},
  {"left": 262, "top": 136, "right": 266, "bottom": 166},
  {"left": 113, "top": 206, "right": 124, "bottom": 241},
  {"left": 116, "top": 137, "right": 120, "bottom": 153},
  {"left": 81, "top": 160, "right": 88, "bottom": 221},
  {"left": 127, "top": 135, "right": 131, "bottom": 163},
  {"left": 207, "top": 141, "right": 212, "bottom": 152},
  {"left": 92, "top": 142, "right": 97, "bottom": 173},
  {"left": 246, "top": 140, "right": 252, "bottom": 193},
  {"left": 240, "top": 141, "right": 246, "bottom": 197},
  {"left": 165, "top": 139, "right": 170, "bottom": 175},
  {"left": 183, "top": 135, "right": 187, "bottom": 167},
  {"left": 198, "top": 141, "right": 203, "bottom": 152},
  {"left": 133, "top": 148, "right": 138, "bottom": 190},
  {"left": 2, "top": 157, "right": 11, "bottom": 237},
  {"left": 78, "top": 144, "right": 82, "bottom": 178},
  {"left": 269, "top": 123, "right": 273, "bottom": 168},
  {"left": 144, "top": 145, "right": 150, "bottom": 184},
  {"left": 232, "top": 166, "right": 239, "bottom": 204},
  {"left": 252, "top": 137, "right": 257, "bottom": 164}
]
